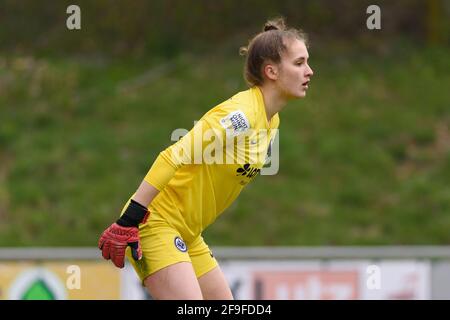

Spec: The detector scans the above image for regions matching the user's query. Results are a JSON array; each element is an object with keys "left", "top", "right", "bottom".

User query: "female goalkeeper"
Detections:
[{"left": 98, "top": 17, "right": 313, "bottom": 300}]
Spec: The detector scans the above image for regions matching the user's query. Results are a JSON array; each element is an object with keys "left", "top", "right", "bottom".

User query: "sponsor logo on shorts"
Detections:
[{"left": 174, "top": 236, "right": 187, "bottom": 252}]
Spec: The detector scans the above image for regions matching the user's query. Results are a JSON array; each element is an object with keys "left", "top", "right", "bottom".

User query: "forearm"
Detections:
[{"left": 132, "top": 179, "right": 160, "bottom": 208}]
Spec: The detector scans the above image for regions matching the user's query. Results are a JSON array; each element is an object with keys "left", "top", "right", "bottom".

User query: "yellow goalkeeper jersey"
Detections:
[{"left": 143, "top": 86, "right": 279, "bottom": 241}]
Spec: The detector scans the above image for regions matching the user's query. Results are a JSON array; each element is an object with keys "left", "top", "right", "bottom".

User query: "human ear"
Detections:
[{"left": 263, "top": 63, "right": 278, "bottom": 81}]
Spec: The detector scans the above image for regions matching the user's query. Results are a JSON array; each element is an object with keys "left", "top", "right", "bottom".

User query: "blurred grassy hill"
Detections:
[{"left": 1, "top": 41, "right": 449, "bottom": 246}]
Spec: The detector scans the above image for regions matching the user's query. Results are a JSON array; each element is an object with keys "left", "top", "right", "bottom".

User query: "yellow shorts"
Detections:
[{"left": 125, "top": 210, "right": 218, "bottom": 283}]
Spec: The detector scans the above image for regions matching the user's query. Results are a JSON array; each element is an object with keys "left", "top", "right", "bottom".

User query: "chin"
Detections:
[
  {"left": 285, "top": 90, "right": 306, "bottom": 100},
  {"left": 294, "top": 91, "right": 307, "bottom": 99}
]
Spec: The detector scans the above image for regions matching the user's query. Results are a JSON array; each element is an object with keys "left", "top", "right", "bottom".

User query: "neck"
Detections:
[{"left": 258, "top": 84, "right": 288, "bottom": 122}]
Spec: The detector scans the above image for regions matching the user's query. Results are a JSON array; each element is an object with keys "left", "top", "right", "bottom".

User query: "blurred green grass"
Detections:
[{"left": 1, "top": 43, "right": 449, "bottom": 246}]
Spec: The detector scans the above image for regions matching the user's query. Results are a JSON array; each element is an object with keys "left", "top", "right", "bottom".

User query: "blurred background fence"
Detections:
[{"left": 1, "top": 246, "right": 450, "bottom": 299}]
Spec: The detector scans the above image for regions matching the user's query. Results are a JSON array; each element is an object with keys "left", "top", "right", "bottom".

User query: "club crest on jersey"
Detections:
[
  {"left": 174, "top": 236, "right": 187, "bottom": 252},
  {"left": 220, "top": 110, "right": 250, "bottom": 136}
]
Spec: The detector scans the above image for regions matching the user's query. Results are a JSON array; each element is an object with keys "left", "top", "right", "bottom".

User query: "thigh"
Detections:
[
  {"left": 144, "top": 261, "right": 203, "bottom": 300},
  {"left": 198, "top": 265, "right": 233, "bottom": 300},
  {"left": 188, "top": 236, "right": 233, "bottom": 300}
]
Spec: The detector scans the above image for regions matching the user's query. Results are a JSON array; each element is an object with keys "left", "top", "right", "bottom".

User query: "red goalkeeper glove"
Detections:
[{"left": 98, "top": 199, "right": 150, "bottom": 268}]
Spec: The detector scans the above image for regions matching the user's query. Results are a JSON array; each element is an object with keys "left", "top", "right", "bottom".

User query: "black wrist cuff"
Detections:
[{"left": 116, "top": 199, "right": 148, "bottom": 227}]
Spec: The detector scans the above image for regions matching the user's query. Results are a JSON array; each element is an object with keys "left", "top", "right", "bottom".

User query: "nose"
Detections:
[{"left": 306, "top": 64, "right": 314, "bottom": 77}]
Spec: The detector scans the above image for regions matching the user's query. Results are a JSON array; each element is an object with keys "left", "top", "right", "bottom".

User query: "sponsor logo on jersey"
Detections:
[{"left": 236, "top": 163, "right": 261, "bottom": 179}]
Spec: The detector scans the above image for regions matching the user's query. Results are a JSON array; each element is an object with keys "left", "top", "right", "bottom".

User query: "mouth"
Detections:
[{"left": 302, "top": 80, "right": 310, "bottom": 89}]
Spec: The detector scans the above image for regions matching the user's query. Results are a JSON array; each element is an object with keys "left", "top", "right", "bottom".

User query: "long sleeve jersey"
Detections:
[{"left": 142, "top": 86, "right": 280, "bottom": 241}]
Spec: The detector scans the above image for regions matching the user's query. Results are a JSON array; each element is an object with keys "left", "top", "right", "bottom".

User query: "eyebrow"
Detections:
[{"left": 294, "top": 56, "right": 309, "bottom": 62}]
